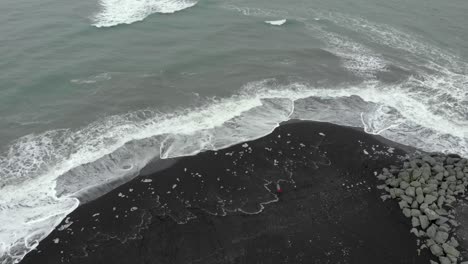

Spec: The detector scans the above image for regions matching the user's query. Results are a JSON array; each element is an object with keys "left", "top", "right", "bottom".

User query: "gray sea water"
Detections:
[{"left": 1, "top": 0, "right": 467, "bottom": 262}]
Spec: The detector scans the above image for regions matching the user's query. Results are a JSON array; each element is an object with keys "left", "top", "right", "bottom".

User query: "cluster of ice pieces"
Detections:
[{"left": 377, "top": 154, "right": 468, "bottom": 264}]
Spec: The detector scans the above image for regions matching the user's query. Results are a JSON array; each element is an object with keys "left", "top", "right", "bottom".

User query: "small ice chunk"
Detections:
[
  {"left": 130, "top": 207, "right": 138, "bottom": 212},
  {"left": 53, "top": 238, "right": 60, "bottom": 244},
  {"left": 58, "top": 221, "right": 74, "bottom": 231},
  {"left": 380, "top": 195, "right": 391, "bottom": 201},
  {"left": 141, "top": 179, "right": 152, "bottom": 183},
  {"left": 265, "top": 19, "right": 287, "bottom": 26},
  {"left": 363, "top": 150, "right": 369, "bottom": 155},
  {"left": 319, "top": 133, "right": 325, "bottom": 136}
]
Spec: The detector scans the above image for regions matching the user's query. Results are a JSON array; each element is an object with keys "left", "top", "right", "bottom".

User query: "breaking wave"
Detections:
[
  {"left": 1, "top": 8, "right": 467, "bottom": 264},
  {"left": 92, "top": 0, "right": 198, "bottom": 28}
]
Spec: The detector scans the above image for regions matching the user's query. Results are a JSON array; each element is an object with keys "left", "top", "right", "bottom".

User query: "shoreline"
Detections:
[
  {"left": 21, "top": 120, "right": 436, "bottom": 264},
  {"left": 73, "top": 119, "right": 413, "bottom": 205}
]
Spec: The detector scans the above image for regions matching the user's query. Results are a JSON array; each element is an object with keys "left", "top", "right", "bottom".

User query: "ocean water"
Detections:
[{"left": 0, "top": 0, "right": 467, "bottom": 262}]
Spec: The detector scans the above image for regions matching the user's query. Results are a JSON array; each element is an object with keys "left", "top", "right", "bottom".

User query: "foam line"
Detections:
[
  {"left": 2, "top": 9, "right": 468, "bottom": 264},
  {"left": 92, "top": 0, "right": 198, "bottom": 27},
  {"left": 265, "top": 19, "right": 287, "bottom": 26}
]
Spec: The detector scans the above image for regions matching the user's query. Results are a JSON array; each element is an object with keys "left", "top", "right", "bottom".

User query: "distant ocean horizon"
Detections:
[{"left": 0, "top": 0, "right": 467, "bottom": 262}]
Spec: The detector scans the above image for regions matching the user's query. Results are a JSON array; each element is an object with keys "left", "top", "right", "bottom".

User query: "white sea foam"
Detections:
[
  {"left": 2, "top": 9, "right": 468, "bottom": 264},
  {"left": 309, "top": 10, "right": 468, "bottom": 73},
  {"left": 92, "top": 0, "right": 198, "bottom": 28},
  {"left": 224, "top": 4, "right": 387, "bottom": 78},
  {"left": 305, "top": 23, "right": 387, "bottom": 78},
  {"left": 310, "top": 11, "right": 468, "bottom": 124},
  {"left": 1, "top": 76, "right": 467, "bottom": 263},
  {"left": 0, "top": 93, "right": 287, "bottom": 263},
  {"left": 222, "top": 4, "right": 289, "bottom": 18},
  {"left": 70, "top": 72, "right": 112, "bottom": 84},
  {"left": 265, "top": 19, "right": 287, "bottom": 26}
]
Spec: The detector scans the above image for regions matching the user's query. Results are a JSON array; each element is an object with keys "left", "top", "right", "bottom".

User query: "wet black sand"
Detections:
[{"left": 21, "top": 121, "right": 433, "bottom": 264}]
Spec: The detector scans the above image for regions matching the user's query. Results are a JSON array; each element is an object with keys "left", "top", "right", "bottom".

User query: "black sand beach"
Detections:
[{"left": 21, "top": 121, "right": 433, "bottom": 264}]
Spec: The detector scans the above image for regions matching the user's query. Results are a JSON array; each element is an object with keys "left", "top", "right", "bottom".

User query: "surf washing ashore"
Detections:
[
  {"left": 0, "top": 0, "right": 467, "bottom": 263},
  {"left": 16, "top": 120, "right": 468, "bottom": 264},
  {"left": 17, "top": 120, "right": 437, "bottom": 264},
  {"left": 2, "top": 78, "right": 467, "bottom": 263}
]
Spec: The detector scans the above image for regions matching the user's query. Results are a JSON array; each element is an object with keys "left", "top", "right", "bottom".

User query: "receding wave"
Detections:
[
  {"left": 2, "top": 9, "right": 468, "bottom": 264},
  {"left": 92, "top": 0, "right": 198, "bottom": 28},
  {"left": 1, "top": 78, "right": 467, "bottom": 263}
]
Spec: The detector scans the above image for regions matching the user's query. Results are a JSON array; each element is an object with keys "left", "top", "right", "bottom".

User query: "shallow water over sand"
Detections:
[{"left": 0, "top": 0, "right": 467, "bottom": 262}]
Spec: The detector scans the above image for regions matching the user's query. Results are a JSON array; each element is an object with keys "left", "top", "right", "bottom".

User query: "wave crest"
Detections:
[
  {"left": 92, "top": 0, "right": 198, "bottom": 28},
  {"left": 2, "top": 7, "right": 468, "bottom": 264}
]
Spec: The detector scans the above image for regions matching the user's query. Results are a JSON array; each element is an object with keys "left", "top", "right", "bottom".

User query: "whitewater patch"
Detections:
[
  {"left": 265, "top": 19, "right": 286, "bottom": 26},
  {"left": 311, "top": 11, "right": 468, "bottom": 122},
  {"left": 303, "top": 10, "right": 467, "bottom": 124},
  {"left": 305, "top": 23, "right": 387, "bottom": 78},
  {"left": 71, "top": 72, "right": 112, "bottom": 84},
  {"left": 224, "top": 3, "right": 387, "bottom": 79},
  {"left": 2, "top": 9, "right": 468, "bottom": 264},
  {"left": 92, "top": 0, "right": 198, "bottom": 28},
  {"left": 222, "top": 4, "right": 289, "bottom": 19},
  {"left": 1, "top": 74, "right": 468, "bottom": 263},
  {"left": 308, "top": 10, "right": 468, "bottom": 74},
  {"left": 0, "top": 93, "right": 288, "bottom": 264}
]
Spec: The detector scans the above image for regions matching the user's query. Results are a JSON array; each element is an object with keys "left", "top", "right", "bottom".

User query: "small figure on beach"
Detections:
[{"left": 276, "top": 183, "right": 283, "bottom": 196}]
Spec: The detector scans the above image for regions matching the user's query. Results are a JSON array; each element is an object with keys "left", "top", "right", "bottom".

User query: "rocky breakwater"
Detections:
[{"left": 377, "top": 154, "right": 468, "bottom": 264}]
